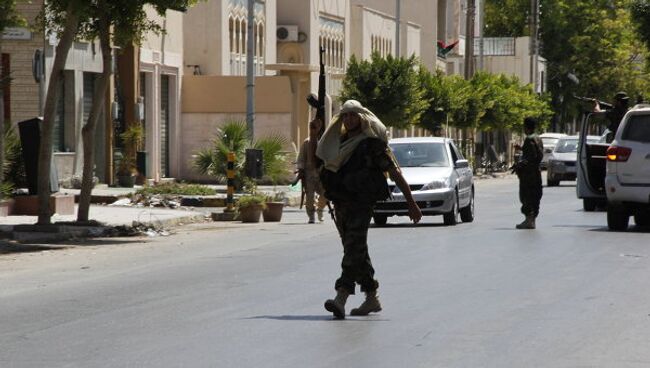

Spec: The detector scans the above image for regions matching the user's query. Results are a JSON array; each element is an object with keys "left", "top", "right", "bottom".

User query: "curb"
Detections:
[{"left": 5, "top": 212, "right": 209, "bottom": 244}]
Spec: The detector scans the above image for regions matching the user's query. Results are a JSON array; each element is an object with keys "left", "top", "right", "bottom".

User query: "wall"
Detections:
[
  {"left": 180, "top": 75, "right": 293, "bottom": 181},
  {"left": 2, "top": 0, "right": 43, "bottom": 125},
  {"left": 183, "top": 0, "right": 225, "bottom": 76}
]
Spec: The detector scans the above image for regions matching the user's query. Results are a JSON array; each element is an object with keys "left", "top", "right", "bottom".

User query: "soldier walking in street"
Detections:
[
  {"left": 512, "top": 117, "right": 544, "bottom": 230},
  {"left": 316, "top": 100, "right": 422, "bottom": 319},
  {"left": 296, "top": 117, "right": 328, "bottom": 223}
]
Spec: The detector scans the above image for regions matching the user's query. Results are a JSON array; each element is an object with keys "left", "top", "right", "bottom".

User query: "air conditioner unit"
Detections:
[{"left": 277, "top": 25, "right": 299, "bottom": 42}]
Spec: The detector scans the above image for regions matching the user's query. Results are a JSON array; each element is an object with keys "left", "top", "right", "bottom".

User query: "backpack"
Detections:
[{"left": 320, "top": 138, "right": 391, "bottom": 204}]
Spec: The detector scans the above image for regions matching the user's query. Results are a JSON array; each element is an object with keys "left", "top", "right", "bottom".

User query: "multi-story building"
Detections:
[{"left": 1, "top": 2, "right": 185, "bottom": 185}]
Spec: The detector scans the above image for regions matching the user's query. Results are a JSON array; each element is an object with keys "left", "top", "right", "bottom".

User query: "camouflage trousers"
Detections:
[
  {"left": 332, "top": 202, "right": 378, "bottom": 295},
  {"left": 304, "top": 170, "right": 327, "bottom": 220},
  {"left": 519, "top": 173, "right": 543, "bottom": 217}
]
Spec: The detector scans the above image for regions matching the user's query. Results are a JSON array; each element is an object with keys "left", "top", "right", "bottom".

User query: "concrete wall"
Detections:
[
  {"left": 2, "top": 0, "right": 43, "bottom": 125},
  {"left": 180, "top": 75, "right": 293, "bottom": 181},
  {"left": 183, "top": 0, "right": 226, "bottom": 76},
  {"left": 180, "top": 112, "right": 292, "bottom": 181}
]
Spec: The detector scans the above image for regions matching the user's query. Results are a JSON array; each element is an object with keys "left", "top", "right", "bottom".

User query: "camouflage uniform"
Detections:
[
  {"left": 297, "top": 138, "right": 327, "bottom": 222},
  {"left": 516, "top": 135, "right": 544, "bottom": 217},
  {"left": 326, "top": 137, "right": 396, "bottom": 295}
]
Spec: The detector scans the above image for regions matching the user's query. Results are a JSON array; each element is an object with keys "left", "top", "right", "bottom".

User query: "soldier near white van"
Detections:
[{"left": 593, "top": 91, "right": 630, "bottom": 143}]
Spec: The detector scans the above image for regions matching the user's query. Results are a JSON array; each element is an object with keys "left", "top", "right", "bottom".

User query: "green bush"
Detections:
[
  {"left": 135, "top": 182, "right": 216, "bottom": 196},
  {"left": 237, "top": 194, "right": 266, "bottom": 209},
  {"left": 4, "top": 123, "right": 26, "bottom": 189},
  {"left": 193, "top": 120, "right": 292, "bottom": 186}
]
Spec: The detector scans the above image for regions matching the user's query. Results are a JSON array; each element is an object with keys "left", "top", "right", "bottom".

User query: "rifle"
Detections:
[
  {"left": 316, "top": 46, "right": 326, "bottom": 126},
  {"left": 573, "top": 95, "right": 613, "bottom": 110}
]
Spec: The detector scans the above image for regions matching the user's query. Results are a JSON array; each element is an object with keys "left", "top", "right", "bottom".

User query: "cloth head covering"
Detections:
[{"left": 316, "top": 100, "right": 388, "bottom": 172}]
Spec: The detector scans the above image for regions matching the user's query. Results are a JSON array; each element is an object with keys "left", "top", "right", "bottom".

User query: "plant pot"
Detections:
[
  {"left": 238, "top": 204, "right": 264, "bottom": 223},
  {"left": 263, "top": 202, "right": 284, "bottom": 222},
  {"left": 117, "top": 175, "right": 136, "bottom": 188},
  {"left": 0, "top": 199, "right": 15, "bottom": 216}
]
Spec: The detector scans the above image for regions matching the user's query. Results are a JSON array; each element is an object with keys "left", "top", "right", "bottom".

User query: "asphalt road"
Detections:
[{"left": 1, "top": 176, "right": 650, "bottom": 368}]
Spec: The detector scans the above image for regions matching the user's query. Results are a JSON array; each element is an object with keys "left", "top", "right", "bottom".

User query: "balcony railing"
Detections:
[{"left": 473, "top": 38, "right": 515, "bottom": 56}]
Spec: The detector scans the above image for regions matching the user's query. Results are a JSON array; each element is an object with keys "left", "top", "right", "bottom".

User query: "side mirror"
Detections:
[{"left": 455, "top": 159, "right": 469, "bottom": 168}]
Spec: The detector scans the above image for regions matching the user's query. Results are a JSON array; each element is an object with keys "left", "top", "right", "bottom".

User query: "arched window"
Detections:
[{"left": 228, "top": 0, "right": 266, "bottom": 76}]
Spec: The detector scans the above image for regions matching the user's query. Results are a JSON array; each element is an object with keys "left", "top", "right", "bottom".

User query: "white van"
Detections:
[{"left": 604, "top": 104, "right": 650, "bottom": 230}]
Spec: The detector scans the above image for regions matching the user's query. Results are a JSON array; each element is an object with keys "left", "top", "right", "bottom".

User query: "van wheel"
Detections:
[
  {"left": 607, "top": 205, "right": 629, "bottom": 231},
  {"left": 373, "top": 214, "right": 388, "bottom": 226},
  {"left": 460, "top": 188, "right": 475, "bottom": 223},
  {"left": 583, "top": 198, "right": 597, "bottom": 212},
  {"left": 547, "top": 178, "right": 559, "bottom": 187},
  {"left": 443, "top": 192, "right": 459, "bottom": 226}
]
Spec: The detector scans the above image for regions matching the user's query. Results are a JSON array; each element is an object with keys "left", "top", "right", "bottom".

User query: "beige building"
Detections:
[{"left": 181, "top": 0, "right": 448, "bottom": 181}]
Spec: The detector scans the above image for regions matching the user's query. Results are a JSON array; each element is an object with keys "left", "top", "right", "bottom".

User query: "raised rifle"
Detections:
[{"left": 573, "top": 95, "right": 613, "bottom": 110}]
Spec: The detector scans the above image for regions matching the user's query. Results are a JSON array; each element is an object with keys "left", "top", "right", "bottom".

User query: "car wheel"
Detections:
[
  {"left": 443, "top": 192, "right": 459, "bottom": 226},
  {"left": 607, "top": 205, "right": 629, "bottom": 231},
  {"left": 583, "top": 198, "right": 597, "bottom": 212},
  {"left": 634, "top": 212, "right": 650, "bottom": 227},
  {"left": 460, "top": 188, "right": 475, "bottom": 223},
  {"left": 373, "top": 214, "right": 388, "bottom": 226}
]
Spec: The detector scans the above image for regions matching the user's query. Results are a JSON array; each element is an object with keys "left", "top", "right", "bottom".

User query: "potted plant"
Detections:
[
  {"left": 116, "top": 156, "right": 137, "bottom": 188},
  {"left": 263, "top": 191, "right": 286, "bottom": 222},
  {"left": 237, "top": 194, "right": 266, "bottom": 223}
]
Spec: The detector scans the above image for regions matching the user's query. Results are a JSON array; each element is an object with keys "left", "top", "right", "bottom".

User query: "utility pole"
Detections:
[
  {"left": 478, "top": 0, "right": 485, "bottom": 71},
  {"left": 246, "top": 0, "right": 255, "bottom": 140},
  {"left": 395, "top": 0, "right": 401, "bottom": 57},
  {"left": 529, "top": 0, "right": 539, "bottom": 92},
  {"left": 464, "top": 0, "right": 476, "bottom": 80}
]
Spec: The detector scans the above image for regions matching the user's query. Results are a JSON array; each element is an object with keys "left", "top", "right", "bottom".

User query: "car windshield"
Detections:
[
  {"left": 390, "top": 142, "right": 449, "bottom": 167},
  {"left": 541, "top": 138, "right": 560, "bottom": 147},
  {"left": 554, "top": 139, "right": 579, "bottom": 153}
]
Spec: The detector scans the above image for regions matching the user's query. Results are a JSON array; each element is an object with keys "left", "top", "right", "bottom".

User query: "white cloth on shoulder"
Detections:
[{"left": 316, "top": 100, "right": 388, "bottom": 172}]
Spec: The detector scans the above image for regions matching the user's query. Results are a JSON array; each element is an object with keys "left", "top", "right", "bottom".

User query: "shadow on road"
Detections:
[
  {"left": 245, "top": 315, "right": 390, "bottom": 322},
  {"left": 0, "top": 238, "right": 147, "bottom": 255}
]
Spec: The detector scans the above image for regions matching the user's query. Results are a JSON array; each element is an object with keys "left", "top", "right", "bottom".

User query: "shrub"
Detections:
[{"left": 135, "top": 182, "right": 216, "bottom": 196}]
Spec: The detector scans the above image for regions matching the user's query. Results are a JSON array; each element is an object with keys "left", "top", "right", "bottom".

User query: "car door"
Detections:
[{"left": 449, "top": 141, "right": 472, "bottom": 207}]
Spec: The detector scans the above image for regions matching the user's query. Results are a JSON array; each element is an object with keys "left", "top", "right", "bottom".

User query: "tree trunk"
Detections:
[
  {"left": 77, "top": 16, "right": 111, "bottom": 223},
  {"left": 37, "top": 4, "right": 80, "bottom": 224}
]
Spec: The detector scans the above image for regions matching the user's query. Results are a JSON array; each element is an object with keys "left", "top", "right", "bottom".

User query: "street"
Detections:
[{"left": 1, "top": 176, "right": 650, "bottom": 368}]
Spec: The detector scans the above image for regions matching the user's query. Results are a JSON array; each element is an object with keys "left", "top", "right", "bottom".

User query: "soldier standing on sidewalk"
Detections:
[
  {"left": 296, "top": 115, "right": 327, "bottom": 223},
  {"left": 512, "top": 117, "right": 543, "bottom": 230},
  {"left": 316, "top": 100, "right": 422, "bottom": 319}
]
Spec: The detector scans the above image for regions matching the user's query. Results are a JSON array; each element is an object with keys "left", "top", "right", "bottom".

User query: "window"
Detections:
[
  {"left": 622, "top": 115, "right": 650, "bottom": 143},
  {"left": 319, "top": 17, "right": 345, "bottom": 96},
  {"left": 228, "top": 0, "right": 266, "bottom": 76},
  {"left": 390, "top": 143, "right": 450, "bottom": 168}
]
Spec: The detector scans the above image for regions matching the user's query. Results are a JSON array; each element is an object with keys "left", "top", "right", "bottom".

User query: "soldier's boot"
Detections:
[
  {"left": 307, "top": 209, "right": 315, "bottom": 224},
  {"left": 516, "top": 215, "right": 536, "bottom": 229},
  {"left": 324, "top": 288, "right": 349, "bottom": 319},
  {"left": 350, "top": 290, "right": 382, "bottom": 316},
  {"left": 317, "top": 209, "right": 324, "bottom": 222}
]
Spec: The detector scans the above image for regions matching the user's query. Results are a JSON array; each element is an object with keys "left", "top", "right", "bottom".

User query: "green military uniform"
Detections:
[
  {"left": 517, "top": 134, "right": 544, "bottom": 217},
  {"left": 323, "top": 137, "right": 395, "bottom": 295}
]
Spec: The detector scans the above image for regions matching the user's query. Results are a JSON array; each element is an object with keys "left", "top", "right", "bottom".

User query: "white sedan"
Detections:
[{"left": 373, "top": 137, "right": 474, "bottom": 226}]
